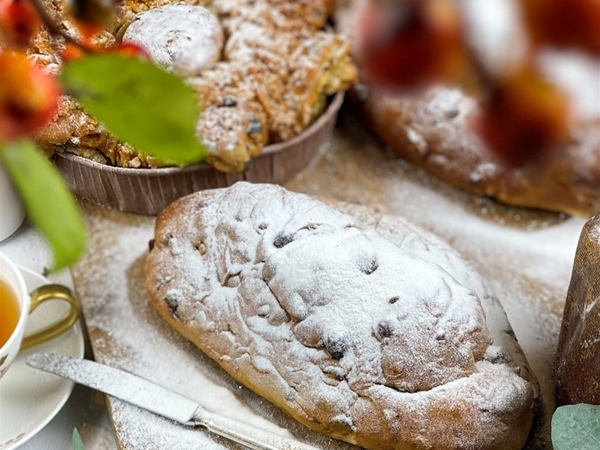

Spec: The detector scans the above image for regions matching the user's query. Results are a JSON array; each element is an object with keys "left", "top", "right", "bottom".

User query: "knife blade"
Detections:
[{"left": 26, "top": 353, "right": 322, "bottom": 450}]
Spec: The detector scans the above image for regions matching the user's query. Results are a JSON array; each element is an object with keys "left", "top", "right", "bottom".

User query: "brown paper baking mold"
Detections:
[{"left": 53, "top": 92, "right": 344, "bottom": 216}]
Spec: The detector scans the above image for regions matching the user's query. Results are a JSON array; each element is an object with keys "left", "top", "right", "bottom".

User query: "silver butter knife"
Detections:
[{"left": 26, "top": 353, "right": 321, "bottom": 450}]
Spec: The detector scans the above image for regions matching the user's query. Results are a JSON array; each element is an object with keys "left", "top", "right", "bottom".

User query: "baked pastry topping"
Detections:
[
  {"left": 31, "top": 0, "right": 357, "bottom": 172},
  {"left": 145, "top": 182, "right": 540, "bottom": 450},
  {"left": 122, "top": 5, "right": 224, "bottom": 77}
]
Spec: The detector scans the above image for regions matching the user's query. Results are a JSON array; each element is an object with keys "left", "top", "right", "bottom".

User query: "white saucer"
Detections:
[{"left": 0, "top": 266, "right": 85, "bottom": 450}]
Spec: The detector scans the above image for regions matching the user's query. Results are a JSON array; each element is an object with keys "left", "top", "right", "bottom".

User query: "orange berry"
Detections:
[
  {"left": 0, "top": 0, "right": 42, "bottom": 48},
  {"left": 521, "top": 0, "right": 600, "bottom": 54},
  {"left": 476, "top": 66, "right": 572, "bottom": 167},
  {"left": 109, "top": 42, "right": 150, "bottom": 60},
  {"left": 61, "top": 42, "right": 87, "bottom": 62},
  {"left": 356, "top": 0, "right": 468, "bottom": 89},
  {"left": 0, "top": 51, "right": 60, "bottom": 140}
]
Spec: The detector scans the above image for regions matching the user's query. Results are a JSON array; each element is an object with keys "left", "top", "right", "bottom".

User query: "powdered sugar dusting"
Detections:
[
  {"left": 288, "top": 112, "right": 586, "bottom": 448},
  {"left": 69, "top": 108, "right": 584, "bottom": 450},
  {"left": 141, "top": 182, "right": 537, "bottom": 449},
  {"left": 122, "top": 5, "right": 223, "bottom": 77},
  {"left": 73, "top": 203, "right": 344, "bottom": 450},
  {"left": 149, "top": 184, "right": 490, "bottom": 392}
]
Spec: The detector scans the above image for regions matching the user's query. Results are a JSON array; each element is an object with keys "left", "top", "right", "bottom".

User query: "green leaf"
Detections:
[
  {"left": 61, "top": 54, "right": 205, "bottom": 164},
  {"left": 72, "top": 428, "right": 86, "bottom": 450},
  {"left": 0, "top": 140, "right": 86, "bottom": 271},
  {"left": 552, "top": 404, "right": 600, "bottom": 450}
]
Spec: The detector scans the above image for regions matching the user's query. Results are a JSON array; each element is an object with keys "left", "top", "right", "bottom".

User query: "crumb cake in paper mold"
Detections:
[
  {"left": 54, "top": 91, "right": 344, "bottom": 215},
  {"left": 145, "top": 182, "right": 540, "bottom": 450},
  {"left": 33, "top": 0, "right": 356, "bottom": 214},
  {"left": 335, "top": 0, "right": 600, "bottom": 217}
]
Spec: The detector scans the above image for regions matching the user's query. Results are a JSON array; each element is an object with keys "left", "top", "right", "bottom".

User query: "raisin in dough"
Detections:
[{"left": 145, "top": 182, "right": 540, "bottom": 450}]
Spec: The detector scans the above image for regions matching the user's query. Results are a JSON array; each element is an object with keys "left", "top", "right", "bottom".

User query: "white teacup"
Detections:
[
  {"left": 0, "top": 251, "right": 80, "bottom": 379},
  {"left": 0, "top": 164, "right": 26, "bottom": 242}
]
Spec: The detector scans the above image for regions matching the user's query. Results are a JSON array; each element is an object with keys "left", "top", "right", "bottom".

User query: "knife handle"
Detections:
[{"left": 194, "top": 406, "right": 322, "bottom": 450}]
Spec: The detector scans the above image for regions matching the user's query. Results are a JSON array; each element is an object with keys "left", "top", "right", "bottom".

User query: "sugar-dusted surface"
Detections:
[
  {"left": 73, "top": 191, "right": 356, "bottom": 450},
  {"left": 122, "top": 5, "right": 223, "bottom": 77},
  {"left": 145, "top": 182, "right": 537, "bottom": 449},
  {"left": 289, "top": 111, "right": 586, "bottom": 448},
  {"left": 72, "top": 110, "right": 585, "bottom": 449}
]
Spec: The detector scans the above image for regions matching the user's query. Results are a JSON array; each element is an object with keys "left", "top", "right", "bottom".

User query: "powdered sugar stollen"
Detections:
[
  {"left": 71, "top": 112, "right": 584, "bottom": 449},
  {"left": 144, "top": 181, "right": 539, "bottom": 449}
]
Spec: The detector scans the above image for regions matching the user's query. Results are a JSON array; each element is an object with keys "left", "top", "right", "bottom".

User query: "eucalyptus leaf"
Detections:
[
  {"left": 61, "top": 54, "right": 205, "bottom": 164},
  {"left": 0, "top": 140, "right": 86, "bottom": 271},
  {"left": 72, "top": 428, "right": 86, "bottom": 450},
  {"left": 552, "top": 404, "right": 600, "bottom": 450}
]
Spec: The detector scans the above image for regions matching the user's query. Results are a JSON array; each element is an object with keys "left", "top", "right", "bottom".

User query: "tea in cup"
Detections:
[{"left": 0, "top": 251, "right": 80, "bottom": 379}]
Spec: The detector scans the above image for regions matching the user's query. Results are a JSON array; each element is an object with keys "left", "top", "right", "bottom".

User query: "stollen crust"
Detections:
[
  {"left": 357, "top": 88, "right": 600, "bottom": 217},
  {"left": 145, "top": 182, "right": 539, "bottom": 450}
]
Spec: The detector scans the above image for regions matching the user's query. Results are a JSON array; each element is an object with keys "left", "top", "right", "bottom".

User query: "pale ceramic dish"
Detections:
[{"left": 0, "top": 266, "right": 85, "bottom": 450}]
